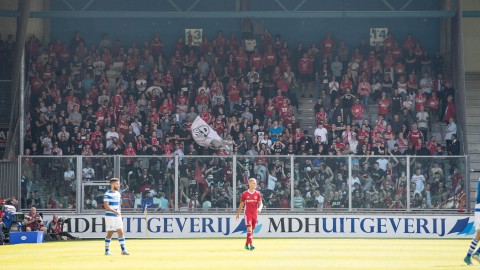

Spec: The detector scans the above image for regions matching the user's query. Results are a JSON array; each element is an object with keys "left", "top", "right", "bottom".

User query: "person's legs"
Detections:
[
  {"left": 244, "top": 215, "right": 252, "bottom": 249},
  {"left": 465, "top": 226, "right": 480, "bottom": 264},
  {"left": 249, "top": 217, "right": 257, "bottom": 250},
  {"left": 116, "top": 217, "right": 129, "bottom": 255},
  {"left": 117, "top": 229, "right": 128, "bottom": 254},
  {"left": 105, "top": 230, "right": 114, "bottom": 255}
]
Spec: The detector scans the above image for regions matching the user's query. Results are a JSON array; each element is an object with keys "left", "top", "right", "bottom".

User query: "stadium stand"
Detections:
[{"left": 17, "top": 29, "right": 464, "bottom": 212}]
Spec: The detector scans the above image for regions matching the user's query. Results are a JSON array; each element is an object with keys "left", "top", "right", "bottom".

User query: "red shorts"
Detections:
[{"left": 244, "top": 215, "right": 258, "bottom": 230}]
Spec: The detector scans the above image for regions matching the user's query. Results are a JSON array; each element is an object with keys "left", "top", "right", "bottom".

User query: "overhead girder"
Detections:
[{"left": 0, "top": 10, "right": 456, "bottom": 19}]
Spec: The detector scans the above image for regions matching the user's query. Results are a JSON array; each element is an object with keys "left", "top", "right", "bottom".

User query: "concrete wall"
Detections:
[
  {"left": 0, "top": 0, "right": 50, "bottom": 44},
  {"left": 463, "top": 0, "right": 480, "bottom": 73},
  {"left": 50, "top": 0, "right": 442, "bottom": 55}
]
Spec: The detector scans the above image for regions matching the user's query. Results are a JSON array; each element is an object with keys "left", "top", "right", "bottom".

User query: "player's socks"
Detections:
[
  {"left": 467, "top": 239, "right": 479, "bottom": 257},
  {"left": 119, "top": 238, "right": 126, "bottom": 251},
  {"left": 105, "top": 238, "right": 111, "bottom": 253},
  {"left": 246, "top": 232, "right": 252, "bottom": 245}
]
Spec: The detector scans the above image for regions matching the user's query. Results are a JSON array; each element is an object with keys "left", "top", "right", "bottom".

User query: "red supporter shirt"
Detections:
[
  {"left": 378, "top": 98, "right": 391, "bottom": 116},
  {"left": 351, "top": 104, "right": 364, "bottom": 120},
  {"left": 228, "top": 85, "right": 240, "bottom": 102},
  {"left": 263, "top": 51, "right": 276, "bottom": 66},
  {"left": 212, "top": 120, "right": 225, "bottom": 134},
  {"left": 241, "top": 190, "right": 262, "bottom": 217},
  {"left": 298, "top": 58, "right": 313, "bottom": 74},
  {"left": 235, "top": 51, "right": 248, "bottom": 69},
  {"left": 414, "top": 93, "right": 427, "bottom": 112},
  {"left": 322, "top": 38, "right": 335, "bottom": 55},
  {"left": 427, "top": 97, "right": 439, "bottom": 110},
  {"left": 408, "top": 129, "right": 423, "bottom": 146},
  {"left": 316, "top": 111, "right": 327, "bottom": 123},
  {"left": 250, "top": 53, "right": 263, "bottom": 69}
]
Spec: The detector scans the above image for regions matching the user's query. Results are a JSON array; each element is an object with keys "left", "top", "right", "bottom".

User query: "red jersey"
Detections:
[
  {"left": 357, "top": 130, "right": 369, "bottom": 143},
  {"left": 378, "top": 98, "right": 391, "bottom": 116},
  {"left": 241, "top": 190, "right": 262, "bottom": 217},
  {"left": 263, "top": 51, "right": 276, "bottom": 66},
  {"left": 384, "top": 129, "right": 394, "bottom": 140},
  {"left": 212, "top": 120, "right": 225, "bottom": 135},
  {"left": 316, "top": 111, "right": 327, "bottom": 123},
  {"left": 351, "top": 104, "right": 364, "bottom": 120},
  {"left": 414, "top": 93, "right": 427, "bottom": 112},
  {"left": 272, "top": 95, "right": 286, "bottom": 108},
  {"left": 426, "top": 141, "right": 439, "bottom": 155},
  {"left": 298, "top": 58, "right": 313, "bottom": 74},
  {"left": 227, "top": 85, "right": 240, "bottom": 102},
  {"left": 195, "top": 94, "right": 209, "bottom": 106},
  {"left": 427, "top": 97, "right": 440, "bottom": 110},
  {"left": 250, "top": 53, "right": 263, "bottom": 69},
  {"left": 235, "top": 51, "right": 248, "bottom": 69},
  {"left": 200, "top": 112, "right": 212, "bottom": 123},
  {"left": 408, "top": 129, "right": 423, "bottom": 146},
  {"left": 322, "top": 38, "right": 335, "bottom": 55}
]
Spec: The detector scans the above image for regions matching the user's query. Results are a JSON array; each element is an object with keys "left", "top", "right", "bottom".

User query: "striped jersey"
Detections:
[{"left": 104, "top": 189, "right": 121, "bottom": 217}]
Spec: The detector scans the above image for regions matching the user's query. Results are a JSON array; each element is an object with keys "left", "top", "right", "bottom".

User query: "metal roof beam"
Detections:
[
  {"left": 0, "top": 10, "right": 456, "bottom": 19},
  {"left": 293, "top": 0, "right": 307, "bottom": 12},
  {"left": 80, "top": 0, "right": 96, "bottom": 11},
  {"left": 399, "top": 0, "right": 414, "bottom": 11},
  {"left": 274, "top": 0, "right": 289, "bottom": 11},
  {"left": 381, "top": 0, "right": 396, "bottom": 11}
]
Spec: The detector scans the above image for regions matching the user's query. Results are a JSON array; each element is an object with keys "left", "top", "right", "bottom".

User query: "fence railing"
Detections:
[{"left": 18, "top": 155, "right": 468, "bottom": 214}]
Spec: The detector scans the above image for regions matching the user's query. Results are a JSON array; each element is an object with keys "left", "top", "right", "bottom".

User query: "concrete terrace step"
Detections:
[
  {"left": 466, "top": 99, "right": 480, "bottom": 107},
  {"left": 466, "top": 116, "right": 480, "bottom": 125},
  {"left": 466, "top": 82, "right": 480, "bottom": 88},
  {"left": 468, "top": 154, "right": 480, "bottom": 162},
  {"left": 298, "top": 99, "right": 316, "bottom": 104},
  {"left": 465, "top": 89, "right": 480, "bottom": 97},
  {"left": 467, "top": 133, "right": 480, "bottom": 142},
  {"left": 465, "top": 73, "right": 480, "bottom": 81}
]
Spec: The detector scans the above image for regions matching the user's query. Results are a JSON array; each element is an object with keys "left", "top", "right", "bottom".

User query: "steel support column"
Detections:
[{"left": 4, "top": 0, "right": 31, "bottom": 160}]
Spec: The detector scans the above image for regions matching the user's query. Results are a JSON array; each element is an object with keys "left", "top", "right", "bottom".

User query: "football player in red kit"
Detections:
[{"left": 236, "top": 178, "right": 263, "bottom": 251}]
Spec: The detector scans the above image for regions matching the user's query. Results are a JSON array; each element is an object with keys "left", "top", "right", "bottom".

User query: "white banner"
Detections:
[
  {"left": 44, "top": 214, "right": 474, "bottom": 239},
  {"left": 191, "top": 116, "right": 224, "bottom": 149}
]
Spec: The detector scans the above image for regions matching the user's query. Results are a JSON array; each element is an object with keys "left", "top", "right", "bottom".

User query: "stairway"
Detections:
[
  {"left": 465, "top": 73, "right": 480, "bottom": 209},
  {"left": 296, "top": 97, "right": 384, "bottom": 136},
  {"left": 296, "top": 98, "right": 317, "bottom": 135}
]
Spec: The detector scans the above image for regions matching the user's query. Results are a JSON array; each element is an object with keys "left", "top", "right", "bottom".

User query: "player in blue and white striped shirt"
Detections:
[
  {"left": 104, "top": 178, "right": 129, "bottom": 256},
  {"left": 465, "top": 177, "right": 480, "bottom": 265}
]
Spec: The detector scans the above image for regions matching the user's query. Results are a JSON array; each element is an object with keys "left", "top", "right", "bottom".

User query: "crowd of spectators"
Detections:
[{"left": 16, "top": 28, "right": 464, "bottom": 211}]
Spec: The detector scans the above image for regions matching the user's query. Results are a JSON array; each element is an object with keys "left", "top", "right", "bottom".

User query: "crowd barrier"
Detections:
[{"left": 19, "top": 155, "right": 469, "bottom": 214}]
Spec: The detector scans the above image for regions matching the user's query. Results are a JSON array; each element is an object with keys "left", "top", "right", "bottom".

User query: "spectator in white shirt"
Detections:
[
  {"left": 105, "top": 126, "right": 119, "bottom": 148},
  {"left": 314, "top": 123, "right": 328, "bottom": 144},
  {"left": 411, "top": 169, "right": 426, "bottom": 195}
]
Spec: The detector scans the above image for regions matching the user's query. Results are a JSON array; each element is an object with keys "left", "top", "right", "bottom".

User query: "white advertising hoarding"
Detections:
[{"left": 45, "top": 214, "right": 475, "bottom": 239}]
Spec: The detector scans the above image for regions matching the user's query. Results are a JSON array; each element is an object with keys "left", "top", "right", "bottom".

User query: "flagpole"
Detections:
[{"left": 145, "top": 207, "right": 148, "bottom": 239}]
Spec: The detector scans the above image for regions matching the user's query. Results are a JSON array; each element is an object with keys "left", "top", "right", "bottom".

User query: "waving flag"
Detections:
[{"left": 191, "top": 116, "right": 226, "bottom": 149}]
